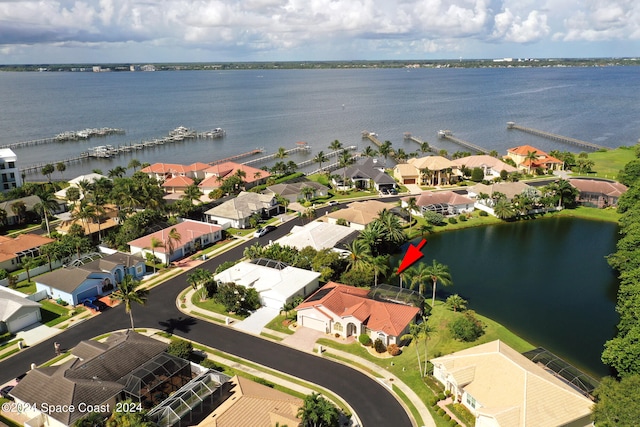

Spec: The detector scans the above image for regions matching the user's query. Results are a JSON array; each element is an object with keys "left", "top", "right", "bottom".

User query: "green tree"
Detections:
[
  {"left": 343, "top": 239, "right": 372, "bottom": 272},
  {"left": 471, "top": 167, "right": 484, "bottom": 182},
  {"left": 165, "top": 228, "right": 182, "bottom": 266},
  {"left": 446, "top": 294, "right": 468, "bottom": 312},
  {"left": 56, "top": 162, "right": 66, "bottom": 179},
  {"left": 378, "top": 140, "right": 392, "bottom": 163},
  {"left": 186, "top": 268, "right": 213, "bottom": 300},
  {"left": 10, "top": 200, "right": 27, "bottom": 224},
  {"left": 591, "top": 375, "right": 640, "bottom": 426},
  {"left": 41, "top": 163, "right": 55, "bottom": 182},
  {"left": 107, "top": 166, "right": 127, "bottom": 179},
  {"left": 493, "top": 199, "right": 516, "bottom": 220},
  {"left": 362, "top": 146, "right": 377, "bottom": 157},
  {"left": 405, "top": 263, "right": 431, "bottom": 296},
  {"left": 313, "top": 151, "right": 328, "bottom": 171},
  {"left": 21, "top": 257, "right": 39, "bottom": 282},
  {"left": 275, "top": 146, "right": 288, "bottom": 159},
  {"left": 110, "top": 275, "right": 148, "bottom": 330},
  {"left": 34, "top": 192, "right": 59, "bottom": 236},
  {"left": 524, "top": 150, "right": 538, "bottom": 174},
  {"left": 297, "top": 392, "right": 340, "bottom": 427},
  {"left": 167, "top": 339, "right": 193, "bottom": 359},
  {"left": 329, "top": 140, "right": 342, "bottom": 151},
  {"left": 181, "top": 184, "right": 203, "bottom": 205},
  {"left": 148, "top": 237, "right": 164, "bottom": 273},
  {"left": 127, "top": 158, "right": 142, "bottom": 172},
  {"left": 424, "top": 259, "right": 453, "bottom": 308},
  {"left": 404, "top": 197, "right": 418, "bottom": 231}
]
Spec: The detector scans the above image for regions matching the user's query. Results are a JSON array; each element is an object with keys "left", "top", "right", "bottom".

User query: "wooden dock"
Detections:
[
  {"left": 403, "top": 133, "right": 440, "bottom": 154},
  {"left": 307, "top": 152, "right": 363, "bottom": 175},
  {"left": 242, "top": 143, "right": 311, "bottom": 166},
  {"left": 20, "top": 153, "right": 90, "bottom": 175},
  {"left": 1, "top": 128, "right": 125, "bottom": 150},
  {"left": 437, "top": 130, "right": 489, "bottom": 154},
  {"left": 362, "top": 131, "right": 383, "bottom": 147},
  {"left": 507, "top": 122, "right": 607, "bottom": 151},
  {"left": 209, "top": 149, "right": 264, "bottom": 165}
]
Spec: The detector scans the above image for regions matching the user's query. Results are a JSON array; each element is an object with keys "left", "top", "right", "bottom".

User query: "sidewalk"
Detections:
[{"left": 178, "top": 287, "right": 435, "bottom": 427}]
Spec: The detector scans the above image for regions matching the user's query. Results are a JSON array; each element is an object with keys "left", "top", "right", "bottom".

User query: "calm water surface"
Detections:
[{"left": 402, "top": 217, "right": 619, "bottom": 378}]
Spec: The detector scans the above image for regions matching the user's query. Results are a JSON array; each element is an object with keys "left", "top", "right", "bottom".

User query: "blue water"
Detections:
[{"left": 1, "top": 66, "right": 639, "bottom": 178}]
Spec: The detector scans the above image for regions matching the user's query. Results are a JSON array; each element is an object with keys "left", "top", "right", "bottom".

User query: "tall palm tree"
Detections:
[
  {"left": 409, "top": 322, "right": 423, "bottom": 374},
  {"left": 56, "top": 162, "right": 66, "bottom": 179},
  {"left": 370, "top": 254, "right": 389, "bottom": 287},
  {"left": 395, "top": 148, "right": 408, "bottom": 163},
  {"left": 149, "top": 237, "right": 164, "bottom": 273},
  {"left": 128, "top": 158, "right": 142, "bottom": 172},
  {"left": 378, "top": 141, "right": 392, "bottom": 163},
  {"left": 110, "top": 275, "right": 148, "bottom": 331},
  {"left": 524, "top": 150, "right": 538, "bottom": 174},
  {"left": 343, "top": 239, "right": 372, "bottom": 272},
  {"left": 375, "top": 209, "right": 407, "bottom": 247},
  {"left": 419, "top": 317, "right": 435, "bottom": 376},
  {"left": 10, "top": 200, "right": 26, "bottom": 225},
  {"left": 337, "top": 150, "right": 353, "bottom": 189},
  {"left": 420, "top": 142, "right": 430, "bottom": 153},
  {"left": 362, "top": 146, "right": 377, "bottom": 157},
  {"left": 424, "top": 259, "right": 453, "bottom": 308},
  {"left": 34, "top": 192, "right": 59, "bottom": 236},
  {"left": 165, "top": 228, "right": 182, "bottom": 266},
  {"left": 181, "top": 184, "right": 203, "bottom": 205},
  {"left": 275, "top": 147, "right": 288, "bottom": 159},
  {"left": 329, "top": 140, "right": 342, "bottom": 151},
  {"left": 0, "top": 208, "right": 7, "bottom": 228},
  {"left": 405, "top": 197, "right": 419, "bottom": 231},
  {"left": 313, "top": 151, "right": 328, "bottom": 171},
  {"left": 405, "top": 263, "right": 431, "bottom": 296},
  {"left": 41, "top": 163, "right": 55, "bottom": 182}
]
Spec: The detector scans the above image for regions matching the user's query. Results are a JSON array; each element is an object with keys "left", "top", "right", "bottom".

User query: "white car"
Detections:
[{"left": 254, "top": 225, "right": 276, "bottom": 238}]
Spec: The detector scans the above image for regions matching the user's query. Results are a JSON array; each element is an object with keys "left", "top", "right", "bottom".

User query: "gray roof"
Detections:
[
  {"left": 35, "top": 267, "right": 96, "bottom": 294},
  {"left": 11, "top": 331, "right": 168, "bottom": 425},
  {"left": 205, "top": 191, "right": 276, "bottom": 220},
  {"left": 0, "top": 195, "right": 42, "bottom": 214},
  {"left": 333, "top": 158, "right": 396, "bottom": 185},
  {"left": 0, "top": 287, "right": 40, "bottom": 322},
  {"left": 82, "top": 252, "right": 146, "bottom": 271},
  {"left": 266, "top": 181, "right": 330, "bottom": 197}
]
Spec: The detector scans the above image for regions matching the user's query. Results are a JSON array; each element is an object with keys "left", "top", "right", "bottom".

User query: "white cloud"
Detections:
[{"left": 492, "top": 8, "right": 549, "bottom": 43}]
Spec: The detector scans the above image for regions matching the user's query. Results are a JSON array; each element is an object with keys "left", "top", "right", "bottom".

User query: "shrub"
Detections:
[
  {"left": 450, "top": 420, "right": 459, "bottom": 427},
  {"left": 387, "top": 343, "right": 401, "bottom": 356},
  {"left": 335, "top": 333, "right": 341, "bottom": 338},
  {"left": 423, "top": 210, "right": 445, "bottom": 225},
  {"left": 200, "top": 359, "right": 223, "bottom": 370},
  {"left": 358, "top": 334, "right": 372, "bottom": 347},
  {"left": 374, "top": 338, "right": 387, "bottom": 353},
  {"left": 448, "top": 217, "right": 457, "bottom": 224},
  {"left": 437, "top": 408, "right": 446, "bottom": 416},
  {"left": 449, "top": 310, "right": 485, "bottom": 342},
  {"left": 458, "top": 214, "right": 467, "bottom": 222},
  {"left": 444, "top": 414, "right": 451, "bottom": 421},
  {"left": 0, "top": 269, "right": 7, "bottom": 280},
  {"left": 399, "top": 334, "right": 412, "bottom": 346},
  {"left": 428, "top": 397, "right": 438, "bottom": 407},
  {"left": 167, "top": 339, "right": 193, "bottom": 359},
  {"left": 437, "top": 392, "right": 446, "bottom": 401},
  {"left": 479, "top": 210, "right": 488, "bottom": 217},
  {"left": 471, "top": 167, "right": 484, "bottom": 182}
]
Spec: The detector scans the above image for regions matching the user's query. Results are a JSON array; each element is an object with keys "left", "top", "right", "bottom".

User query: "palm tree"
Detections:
[
  {"left": 56, "top": 162, "right": 66, "bottom": 179},
  {"left": 108, "top": 166, "right": 127, "bottom": 179},
  {"left": 10, "top": 200, "right": 26, "bottom": 225},
  {"left": 419, "top": 317, "right": 435, "bottom": 376},
  {"left": 181, "top": 184, "right": 203, "bottom": 205},
  {"left": 71, "top": 201, "right": 95, "bottom": 234},
  {"left": 313, "top": 151, "right": 328, "bottom": 171},
  {"left": 297, "top": 392, "right": 340, "bottom": 427},
  {"left": 395, "top": 148, "right": 408, "bottom": 163},
  {"left": 405, "top": 197, "right": 418, "bottom": 231},
  {"left": 149, "top": 236, "right": 164, "bottom": 273},
  {"left": 362, "top": 146, "right": 377, "bottom": 157},
  {"left": 165, "top": 228, "right": 182, "bottom": 266},
  {"left": 405, "top": 263, "right": 431, "bottom": 296},
  {"left": 186, "top": 268, "right": 213, "bottom": 300},
  {"left": 275, "top": 147, "right": 288, "bottom": 159},
  {"left": 446, "top": 294, "right": 467, "bottom": 312},
  {"left": 343, "top": 239, "right": 372, "bottom": 272},
  {"left": 337, "top": 150, "right": 353, "bottom": 189},
  {"left": 424, "top": 259, "right": 453, "bottom": 308},
  {"left": 524, "top": 150, "right": 538, "bottom": 174},
  {"left": 128, "top": 158, "right": 142, "bottom": 172},
  {"left": 419, "top": 223, "right": 434, "bottom": 236},
  {"left": 21, "top": 257, "right": 39, "bottom": 283},
  {"left": 378, "top": 140, "right": 392, "bottom": 163},
  {"left": 41, "top": 163, "right": 55, "bottom": 182},
  {"left": 375, "top": 209, "right": 407, "bottom": 247},
  {"left": 409, "top": 322, "right": 423, "bottom": 374},
  {"left": 34, "top": 192, "right": 59, "bottom": 236},
  {"left": 0, "top": 208, "right": 7, "bottom": 228},
  {"left": 329, "top": 140, "right": 342, "bottom": 151},
  {"left": 420, "top": 142, "right": 430, "bottom": 153},
  {"left": 493, "top": 199, "right": 516, "bottom": 220},
  {"left": 110, "top": 275, "right": 148, "bottom": 330},
  {"left": 370, "top": 254, "right": 389, "bottom": 287},
  {"left": 300, "top": 186, "right": 314, "bottom": 201}
]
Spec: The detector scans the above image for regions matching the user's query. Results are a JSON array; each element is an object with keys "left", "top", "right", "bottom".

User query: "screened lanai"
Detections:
[
  {"left": 119, "top": 352, "right": 192, "bottom": 408},
  {"left": 147, "top": 370, "right": 232, "bottom": 427}
]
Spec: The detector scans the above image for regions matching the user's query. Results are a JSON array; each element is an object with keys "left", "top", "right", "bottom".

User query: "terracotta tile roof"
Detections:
[
  {"left": 203, "top": 161, "right": 270, "bottom": 183},
  {"left": 141, "top": 163, "right": 191, "bottom": 174},
  {"left": 0, "top": 233, "right": 54, "bottom": 263},
  {"left": 161, "top": 175, "right": 195, "bottom": 188},
  {"left": 298, "top": 282, "right": 419, "bottom": 336},
  {"left": 128, "top": 219, "right": 222, "bottom": 254},
  {"left": 569, "top": 179, "right": 628, "bottom": 197},
  {"left": 198, "top": 175, "right": 222, "bottom": 189},
  {"left": 507, "top": 144, "right": 546, "bottom": 156}
]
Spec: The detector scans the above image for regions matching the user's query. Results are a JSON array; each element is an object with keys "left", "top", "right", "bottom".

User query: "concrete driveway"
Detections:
[
  {"left": 282, "top": 326, "right": 324, "bottom": 353},
  {"left": 16, "top": 323, "right": 60, "bottom": 347},
  {"left": 233, "top": 307, "right": 279, "bottom": 335}
]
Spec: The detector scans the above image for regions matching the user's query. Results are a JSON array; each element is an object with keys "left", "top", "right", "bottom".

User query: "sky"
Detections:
[{"left": 0, "top": 0, "right": 638, "bottom": 64}]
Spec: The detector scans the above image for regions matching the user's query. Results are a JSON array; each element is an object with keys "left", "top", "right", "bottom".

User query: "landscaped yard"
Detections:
[
  {"left": 190, "top": 293, "right": 245, "bottom": 321},
  {"left": 39, "top": 300, "right": 80, "bottom": 327},
  {"left": 264, "top": 313, "right": 295, "bottom": 335},
  {"left": 583, "top": 146, "right": 636, "bottom": 180}
]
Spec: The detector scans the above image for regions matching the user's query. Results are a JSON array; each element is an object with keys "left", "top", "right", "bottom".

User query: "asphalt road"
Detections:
[{"left": 0, "top": 212, "right": 413, "bottom": 427}]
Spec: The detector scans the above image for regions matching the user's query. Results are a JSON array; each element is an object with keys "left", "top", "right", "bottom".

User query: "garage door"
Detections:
[
  {"left": 8, "top": 311, "right": 40, "bottom": 333},
  {"left": 300, "top": 315, "right": 327, "bottom": 333},
  {"left": 76, "top": 287, "right": 99, "bottom": 304},
  {"left": 261, "top": 296, "right": 283, "bottom": 310},
  {"left": 404, "top": 178, "right": 416, "bottom": 184}
]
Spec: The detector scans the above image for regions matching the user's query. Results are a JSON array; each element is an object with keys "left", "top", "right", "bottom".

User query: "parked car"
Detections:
[
  {"left": 15, "top": 373, "right": 26, "bottom": 383},
  {"left": 82, "top": 297, "right": 101, "bottom": 311},
  {"left": 254, "top": 225, "right": 277, "bottom": 238},
  {"left": 1, "top": 385, "right": 14, "bottom": 400},
  {"left": 328, "top": 200, "right": 339, "bottom": 206}
]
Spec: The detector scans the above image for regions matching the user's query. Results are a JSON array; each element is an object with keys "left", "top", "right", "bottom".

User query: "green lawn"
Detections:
[
  {"left": 548, "top": 206, "right": 621, "bottom": 222},
  {"left": 190, "top": 293, "right": 245, "bottom": 320},
  {"left": 39, "top": 300, "right": 75, "bottom": 327},
  {"left": 583, "top": 146, "right": 636, "bottom": 180},
  {"left": 264, "top": 313, "right": 295, "bottom": 335}
]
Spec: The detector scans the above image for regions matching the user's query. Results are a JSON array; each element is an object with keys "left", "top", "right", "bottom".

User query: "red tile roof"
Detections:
[
  {"left": 0, "top": 233, "right": 55, "bottom": 263},
  {"left": 569, "top": 179, "right": 628, "bottom": 196},
  {"left": 203, "top": 162, "right": 271, "bottom": 183},
  {"left": 161, "top": 175, "right": 195, "bottom": 188},
  {"left": 507, "top": 144, "right": 546, "bottom": 156},
  {"left": 298, "top": 282, "right": 420, "bottom": 336},
  {"left": 141, "top": 162, "right": 210, "bottom": 175},
  {"left": 128, "top": 220, "right": 222, "bottom": 254}
]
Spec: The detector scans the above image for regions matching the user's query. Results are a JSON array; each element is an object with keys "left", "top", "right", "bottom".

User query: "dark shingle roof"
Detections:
[{"left": 333, "top": 158, "right": 396, "bottom": 185}]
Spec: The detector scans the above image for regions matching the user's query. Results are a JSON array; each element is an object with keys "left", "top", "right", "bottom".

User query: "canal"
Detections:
[{"left": 402, "top": 217, "right": 619, "bottom": 378}]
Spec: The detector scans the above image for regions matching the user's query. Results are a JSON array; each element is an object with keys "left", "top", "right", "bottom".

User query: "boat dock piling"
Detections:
[
  {"left": 242, "top": 143, "right": 311, "bottom": 166},
  {"left": 403, "top": 132, "right": 440, "bottom": 154},
  {"left": 437, "top": 130, "right": 489, "bottom": 154},
  {"left": 506, "top": 122, "right": 607, "bottom": 151},
  {"left": 209, "top": 149, "right": 264, "bottom": 165}
]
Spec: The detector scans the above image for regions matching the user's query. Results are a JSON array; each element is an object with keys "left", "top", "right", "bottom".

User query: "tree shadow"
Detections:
[{"left": 158, "top": 316, "right": 197, "bottom": 334}]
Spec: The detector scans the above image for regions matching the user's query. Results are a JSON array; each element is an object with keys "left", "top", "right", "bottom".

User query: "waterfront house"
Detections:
[
  {"left": 140, "top": 162, "right": 210, "bottom": 181},
  {"left": 569, "top": 178, "right": 628, "bottom": 208},
  {"left": 0, "top": 195, "right": 45, "bottom": 226},
  {"left": 214, "top": 258, "right": 321, "bottom": 310},
  {"left": 198, "top": 161, "right": 271, "bottom": 194},
  {"left": 128, "top": 219, "right": 223, "bottom": 265},
  {"left": 264, "top": 180, "right": 331, "bottom": 203},
  {"left": 451, "top": 155, "right": 518, "bottom": 180},
  {"left": 324, "top": 200, "right": 392, "bottom": 230},
  {"left": 467, "top": 182, "right": 537, "bottom": 201},
  {"left": 274, "top": 221, "right": 358, "bottom": 251},
  {"left": 0, "top": 148, "right": 22, "bottom": 193},
  {"left": 331, "top": 158, "right": 396, "bottom": 192},
  {"left": 54, "top": 173, "right": 110, "bottom": 201},
  {"left": 402, "top": 191, "right": 475, "bottom": 216},
  {"left": 505, "top": 145, "right": 564, "bottom": 172},
  {"left": 204, "top": 192, "right": 283, "bottom": 229},
  {"left": 296, "top": 282, "right": 420, "bottom": 345},
  {"left": 431, "top": 340, "right": 594, "bottom": 427},
  {"left": 0, "top": 286, "right": 42, "bottom": 334},
  {"left": 0, "top": 233, "right": 55, "bottom": 272}
]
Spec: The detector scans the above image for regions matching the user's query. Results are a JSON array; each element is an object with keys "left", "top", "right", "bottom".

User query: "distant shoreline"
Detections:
[{"left": 2, "top": 57, "right": 639, "bottom": 72}]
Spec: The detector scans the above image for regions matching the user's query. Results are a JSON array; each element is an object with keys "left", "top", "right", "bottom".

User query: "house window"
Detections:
[
  {"left": 334, "top": 322, "right": 343, "bottom": 332},
  {"left": 466, "top": 393, "right": 477, "bottom": 409},
  {"left": 8, "top": 162, "right": 14, "bottom": 168}
]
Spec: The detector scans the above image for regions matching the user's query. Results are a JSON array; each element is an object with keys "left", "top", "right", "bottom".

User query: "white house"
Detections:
[
  {"left": 296, "top": 282, "right": 420, "bottom": 345},
  {"left": 274, "top": 221, "right": 358, "bottom": 251},
  {"left": 0, "top": 148, "right": 21, "bottom": 193},
  {"left": 402, "top": 191, "right": 475, "bottom": 216},
  {"left": 451, "top": 155, "right": 517, "bottom": 180},
  {"left": 204, "top": 192, "right": 283, "bottom": 229},
  {"left": 431, "top": 340, "right": 594, "bottom": 427},
  {"left": 128, "top": 219, "right": 223, "bottom": 265},
  {"left": 0, "top": 286, "right": 42, "bottom": 333},
  {"left": 214, "top": 258, "right": 321, "bottom": 309}
]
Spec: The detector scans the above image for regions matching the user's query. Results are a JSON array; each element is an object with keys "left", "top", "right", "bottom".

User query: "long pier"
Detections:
[
  {"left": 437, "top": 130, "right": 489, "bottom": 154},
  {"left": 403, "top": 133, "right": 442, "bottom": 154},
  {"left": 242, "top": 144, "right": 311, "bottom": 166},
  {"left": 507, "top": 122, "right": 607, "bottom": 151},
  {"left": 296, "top": 146, "right": 357, "bottom": 169},
  {"left": 362, "top": 131, "right": 383, "bottom": 148},
  {"left": 209, "top": 149, "right": 264, "bottom": 165},
  {"left": 1, "top": 128, "right": 125, "bottom": 150},
  {"left": 20, "top": 153, "right": 90, "bottom": 175}
]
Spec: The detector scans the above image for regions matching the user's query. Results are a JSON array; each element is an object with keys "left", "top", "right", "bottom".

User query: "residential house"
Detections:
[
  {"left": 431, "top": 340, "right": 594, "bottom": 427},
  {"left": 195, "top": 375, "right": 303, "bottom": 427},
  {"left": 0, "top": 233, "right": 55, "bottom": 272},
  {"left": 569, "top": 178, "right": 628, "bottom": 208},
  {"left": 394, "top": 156, "right": 459, "bottom": 186},
  {"left": 56, "top": 203, "right": 120, "bottom": 237},
  {"left": 264, "top": 180, "right": 330, "bottom": 203},
  {"left": 10, "top": 331, "right": 229, "bottom": 427},
  {"left": 204, "top": 192, "right": 283, "bottom": 229},
  {"left": 0, "top": 148, "right": 21, "bottom": 193},
  {"left": 296, "top": 282, "right": 420, "bottom": 346},
  {"left": 35, "top": 252, "right": 145, "bottom": 306},
  {"left": 0, "top": 195, "right": 43, "bottom": 226},
  {"left": 467, "top": 182, "right": 538, "bottom": 202},
  {"left": 0, "top": 286, "right": 41, "bottom": 334},
  {"left": 140, "top": 162, "right": 210, "bottom": 181},
  {"left": 162, "top": 175, "right": 195, "bottom": 194},
  {"left": 331, "top": 158, "right": 396, "bottom": 192},
  {"left": 451, "top": 155, "right": 517, "bottom": 180},
  {"left": 54, "top": 173, "right": 110, "bottom": 201},
  {"left": 274, "top": 221, "right": 358, "bottom": 251},
  {"left": 199, "top": 162, "right": 271, "bottom": 195},
  {"left": 214, "top": 258, "right": 321, "bottom": 310},
  {"left": 128, "top": 219, "right": 223, "bottom": 265},
  {"left": 325, "top": 200, "right": 391, "bottom": 230},
  {"left": 402, "top": 191, "right": 475, "bottom": 216},
  {"left": 505, "top": 145, "right": 564, "bottom": 173}
]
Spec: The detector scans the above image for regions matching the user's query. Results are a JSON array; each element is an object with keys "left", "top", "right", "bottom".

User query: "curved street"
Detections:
[{"left": 0, "top": 209, "right": 413, "bottom": 427}]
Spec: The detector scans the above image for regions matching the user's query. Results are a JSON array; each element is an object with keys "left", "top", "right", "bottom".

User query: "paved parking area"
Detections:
[
  {"left": 281, "top": 327, "right": 323, "bottom": 353},
  {"left": 233, "top": 307, "right": 279, "bottom": 335}
]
